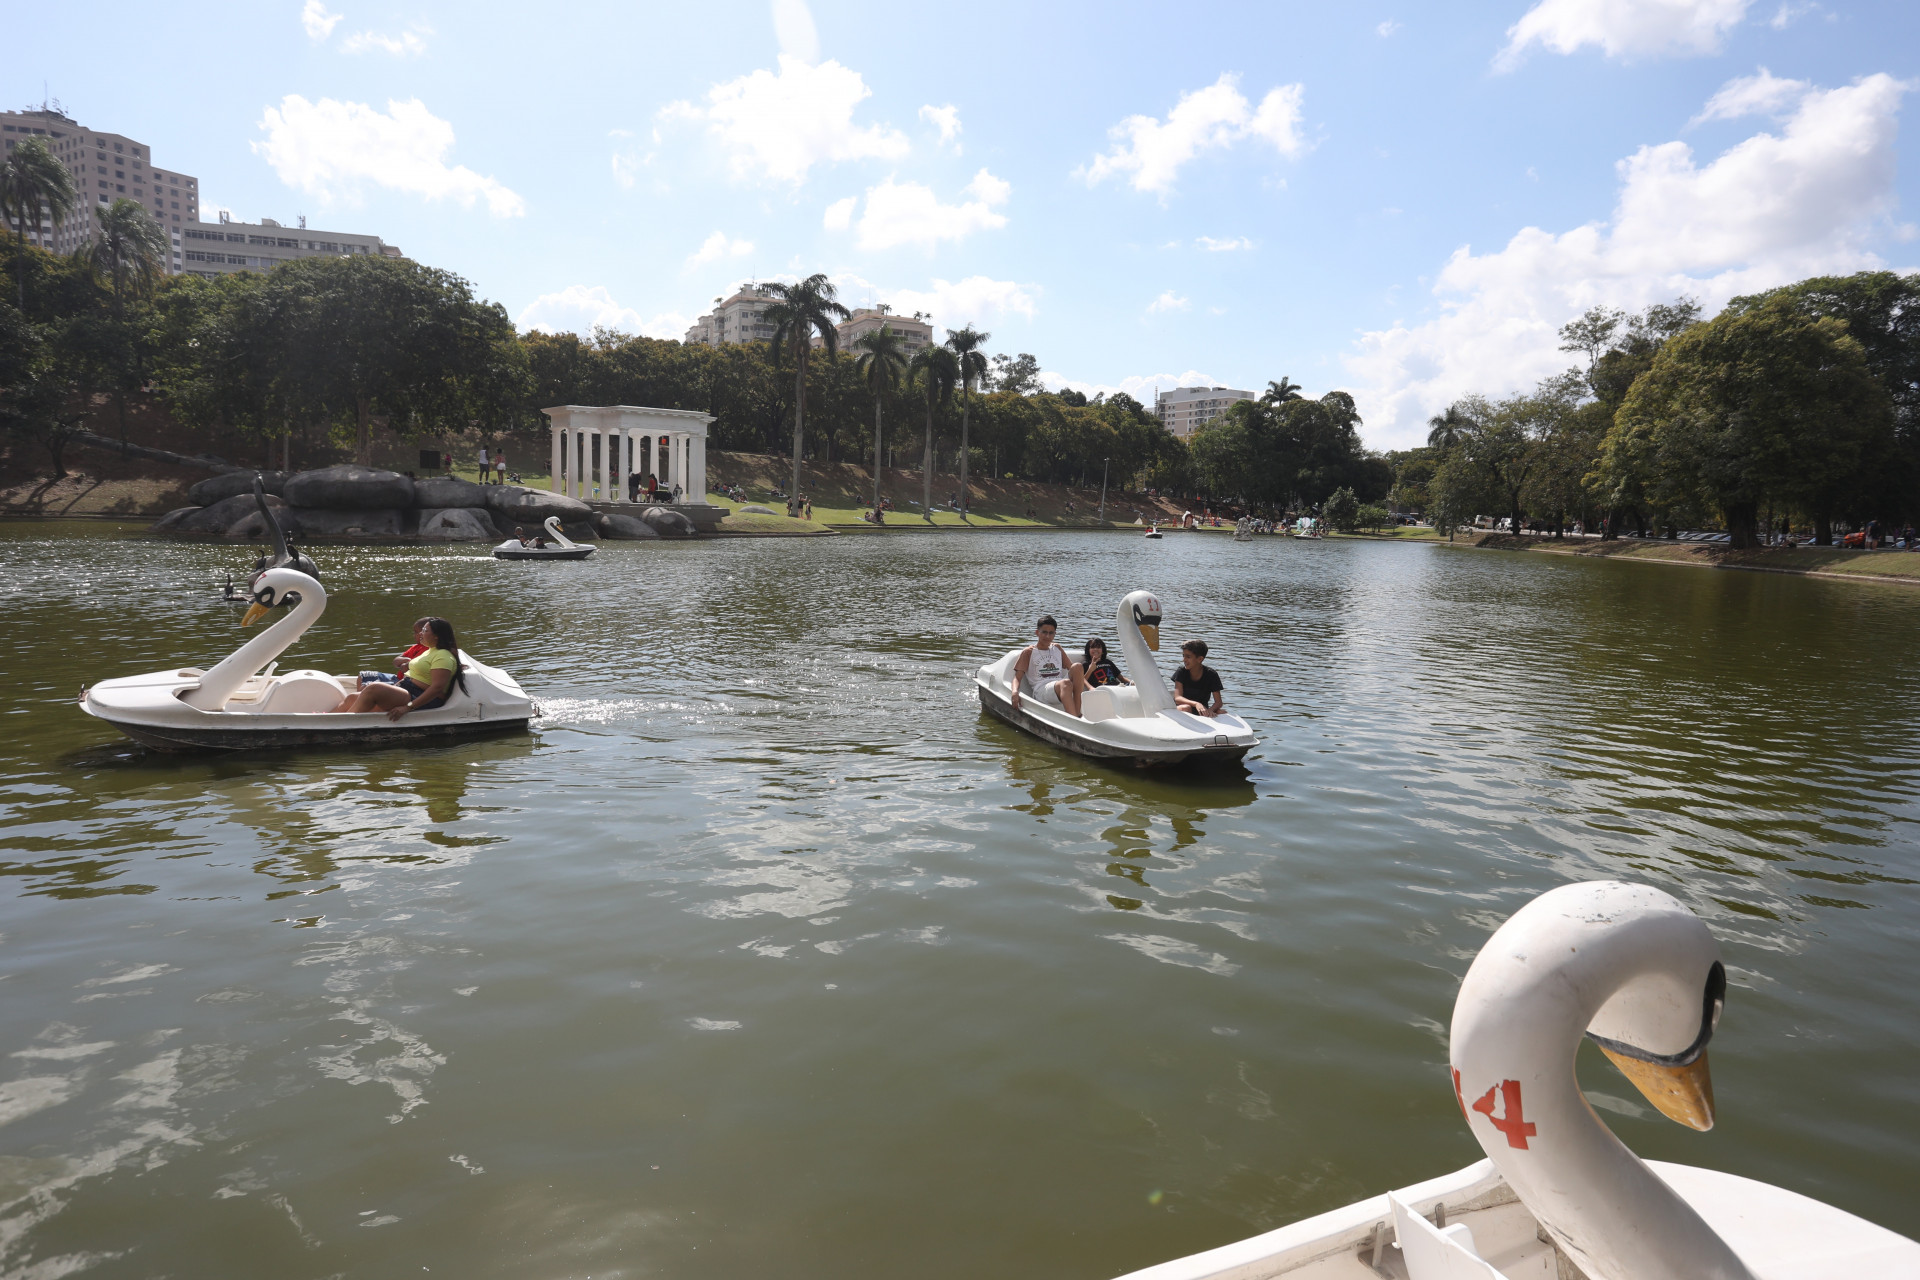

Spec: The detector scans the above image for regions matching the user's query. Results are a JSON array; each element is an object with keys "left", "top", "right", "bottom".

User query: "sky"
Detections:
[{"left": 9, "top": 0, "right": 1918, "bottom": 449}]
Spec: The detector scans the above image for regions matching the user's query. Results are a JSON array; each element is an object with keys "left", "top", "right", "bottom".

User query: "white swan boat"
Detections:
[
  {"left": 975, "top": 590, "right": 1257, "bottom": 766},
  {"left": 1145, "top": 526, "right": 1164, "bottom": 539},
  {"left": 81, "top": 566, "right": 533, "bottom": 752},
  {"left": 493, "top": 516, "right": 595, "bottom": 561},
  {"left": 1115, "top": 881, "right": 1920, "bottom": 1280}
]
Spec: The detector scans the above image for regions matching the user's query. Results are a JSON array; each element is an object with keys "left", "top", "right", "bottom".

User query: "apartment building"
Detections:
[
  {"left": 179, "top": 215, "right": 403, "bottom": 278},
  {"left": 823, "top": 305, "right": 934, "bottom": 353},
  {"left": 1154, "top": 385, "right": 1255, "bottom": 440},
  {"left": 684, "top": 284, "right": 780, "bottom": 346},
  {"left": 2, "top": 107, "right": 198, "bottom": 273}
]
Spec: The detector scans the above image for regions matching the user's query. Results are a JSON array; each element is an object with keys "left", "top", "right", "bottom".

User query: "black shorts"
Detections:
[{"left": 399, "top": 676, "right": 448, "bottom": 711}]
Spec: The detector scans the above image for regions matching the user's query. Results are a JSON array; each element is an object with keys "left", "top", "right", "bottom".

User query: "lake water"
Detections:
[{"left": 1, "top": 524, "right": 1916, "bottom": 1279}]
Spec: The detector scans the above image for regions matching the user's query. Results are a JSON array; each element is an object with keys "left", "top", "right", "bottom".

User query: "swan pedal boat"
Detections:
[
  {"left": 493, "top": 516, "right": 595, "bottom": 561},
  {"left": 81, "top": 566, "right": 533, "bottom": 752},
  {"left": 1114, "top": 881, "right": 1920, "bottom": 1280},
  {"left": 975, "top": 590, "right": 1257, "bottom": 766}
]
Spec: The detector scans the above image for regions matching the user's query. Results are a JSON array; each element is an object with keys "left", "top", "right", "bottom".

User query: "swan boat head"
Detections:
[
  {"left": 1452, "top": 881, "right": 1747, "bottom": 1280},
  {"left": 240, "top": 565, "right": 317, "bottom": 628}
]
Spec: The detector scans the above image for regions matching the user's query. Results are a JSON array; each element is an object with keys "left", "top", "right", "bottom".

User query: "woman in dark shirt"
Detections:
[
  {"left": 1172, "top": 639, "right": 1225, "bottom": 717},
  {"left": 1079, "top": 637, "right": 1130, "bottom": 688}
]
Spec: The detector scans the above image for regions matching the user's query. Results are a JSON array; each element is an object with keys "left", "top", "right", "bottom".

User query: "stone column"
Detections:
[
  {"left": 595, "top": 426, "right": 608, "bottom": 504},
  {"left": 574, "top": 432, "right": 586, "bottom": 501},
  {"left": 690, "top": 434, "right": 706, "bottom": 505},
  {"left": 549, "top": 424, "right": 561, "bottom": 494}
]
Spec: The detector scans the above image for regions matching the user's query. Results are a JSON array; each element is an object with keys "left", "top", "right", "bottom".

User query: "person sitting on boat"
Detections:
[
  {"left": 1077, "top": 637, "right": 1130, "bottom": 688},
  {"left": 1010, "top": 616, "right": 1087, "bottom": 717},
  {"left": 1171, "top": 639, "right": 1225, "bottom": 718},
  {"left": 352, "top": 617, "right": 431, "bottom": 692},
  {"left": 331, "top": 618, "right": 466, "bottom": 719}
]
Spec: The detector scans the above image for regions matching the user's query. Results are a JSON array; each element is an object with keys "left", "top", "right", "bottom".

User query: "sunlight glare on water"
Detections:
[{"left": 0, "top": 522, "right": 1916, "bottom": 1278}]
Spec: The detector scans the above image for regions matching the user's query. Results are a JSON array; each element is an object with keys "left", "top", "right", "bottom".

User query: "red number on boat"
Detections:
[{"left": 1472, "top": 1078, "right": 1537, "bottom": 1149}]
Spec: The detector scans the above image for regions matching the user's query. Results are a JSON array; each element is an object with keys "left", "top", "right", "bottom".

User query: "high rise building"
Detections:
[
  {"left": 1154, "top": 386, "right": 1255, "bottom": 440},
  {"left": 823, "top": 305, "right": 934, "bottom": 354},
  {"left": 179, "top": 216, "right": 403, "bottom": 278},
  {"left": 2, "top": 106, "right": 198, "bottom": 274},
  {"left": 684, "top": 284, "right": 781, "bottom": 346}
]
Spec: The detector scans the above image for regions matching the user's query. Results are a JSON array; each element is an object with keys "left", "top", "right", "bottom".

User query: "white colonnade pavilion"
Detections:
[{"left": 540, "top": 405, "right": 717, "bottom": 505}]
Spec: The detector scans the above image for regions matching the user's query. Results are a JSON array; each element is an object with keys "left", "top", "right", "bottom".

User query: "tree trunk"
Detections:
[
  {"left": 788, "top": 352, "right": 806, "bottom": 518},
  {"left": 356, "top": 395, "right": 372, "bottom": 465},
  {"left": 872, "top": 400, "right": 883, "bottom": 510},
  {"left": 922, "top": 402, "right": 934, "bottom": 521},
  {"left": 1814, "top": 513, "right": 1833, "bottom": 546},
  {"left": 1509, "top": 489, "right": 1524, "bottom": 539},
  {"left": 1725, "top": 501, "right": 1761, "bottom": 550},
  {"left": 959, "top": 386, "right": 970, "bottom": 515}
]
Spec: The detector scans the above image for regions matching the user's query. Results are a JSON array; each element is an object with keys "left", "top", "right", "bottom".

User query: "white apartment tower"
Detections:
[
  {"left": 1155, "top": 385, "right": 1255, "bottom": 440},
  {"left": 824, "top": 305, "right": 933, "bottom": 353},
  {"left": 2, "top": 106, "right": 198, "bottom": 274},
  {"left": 684, "top": 284, "right": 780, "bottom": 346}
]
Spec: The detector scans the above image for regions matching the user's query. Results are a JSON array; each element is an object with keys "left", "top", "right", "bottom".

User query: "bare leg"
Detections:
[
  {"left": 1052, "top": 672, "right": 1086, "bottom": 718},
  {"left": 334, "top": 683, "right": 410, "bottom": 714}
]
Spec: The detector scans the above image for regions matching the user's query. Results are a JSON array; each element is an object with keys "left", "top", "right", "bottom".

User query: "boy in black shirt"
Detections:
[{"left": 1172, "top": 639, "right": 1225, "bottom": 717}]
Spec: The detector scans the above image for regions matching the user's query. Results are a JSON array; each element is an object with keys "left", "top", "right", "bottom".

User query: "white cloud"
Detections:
[
  {"left": 1147, "top": 290, "right": 1190, "bottom": 313},
  {"left": 609, "top": 130, "right": 648, "bottom": 189},
  {"left": 823, "top": 195, "right": 856, "bottom": 230},
  {"left": 660, "top": 56, "right": 908, "bottom": 185},
  {"left": 1197, "top": 235, "right": 1253, "bottom": 251},
  {"left": 254, "top": 96, "right": 525, "bottom": 216},
  {"left": 688, "top": 230, "right": 755, "bottom": 267},
  {"left": 1081, "top": 74, "right": 1306, "bottom": 196},
  {"left": 854, "top": 169, "right": 1010, "bottom": 251},
  {"left": 1347, "top": 74, "right": 1908, "bottom": 449},
  {"left": 342, "top": 26, "right": 429, "bottom": 56},
  {"left": 301, "top": 0, "right": 342, "bottom": 40},
  {"left": 1498, "top": 0, "right": 1752, "bottom": 69},
  {"left": 516, "top": 285, "right": 688, "bottom": 340},
  {"left": 833, "top": 271, "right": 1038, "bottom": 324},
  {"left": 1377, "top": 19, "right": 1402, "bottom": 36},
  {"left": 1691, "top": 67, "right": 1811, "bottom": 123},
  {"left": 1041, "top": 369, "right": 1218, "bottom": 401},
  {"left": 772, "top": 0, "right": 820, "bottom": 63},
  {"left": 1768, "top": 2, "right": 1818, "bottom": 29},
  {"left": 920, "top": 103, "right": 961, "bottom": 144}
]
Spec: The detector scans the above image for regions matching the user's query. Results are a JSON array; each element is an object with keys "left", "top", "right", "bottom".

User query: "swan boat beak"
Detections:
[
  {"left": 241, "top": 602, "right": 272, "bottom": 627},
  {"left": 1596, "top": 1045, "right": 1715, "bottom": 1131},
  {"left": 1137, "top": 623, "right": 1159, "bottom": 651}
]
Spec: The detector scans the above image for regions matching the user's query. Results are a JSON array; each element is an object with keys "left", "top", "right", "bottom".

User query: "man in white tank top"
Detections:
[{"left": 1011, "top": 615, "right": 1087, "bottom": 717}]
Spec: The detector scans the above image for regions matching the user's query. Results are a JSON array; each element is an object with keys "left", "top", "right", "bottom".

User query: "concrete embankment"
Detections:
[{"left": 1456, "top": 531, "right": 1920, "bottom": 587}]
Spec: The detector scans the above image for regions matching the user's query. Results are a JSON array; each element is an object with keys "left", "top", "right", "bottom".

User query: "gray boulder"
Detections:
[
  {"left": 640, "top": 507, "right": 698, "bottom": 538},
  {"left": 413, "top": 476, "right": 489, "bottom": 510},
  {"left": 180, "top": 492, "right": 289, "bottom": 533},
  {"left": 188, "top": 470, "right": 288, "bottom": 507},
  {"left": 484, "top": 484, "right": 595, "bottom": 524},
  {"left": 290, "top": 507, "right": 406, "bottom": 537},
  {"left": 599, "top": 513, "right": 659, "bottom": 540},
  {"left": 737, "top": 504, "right": 777, "bottom": 515},
  {"left": 284, "top": 465, "right": 415, "bottom": 510},
  {"left": 226, "top": 504, "right": 302, "bottom": 541},
  {"left": 416, "top": 507, "right": 496, "bottom": 541},
  {"left": 149, "top": 506, "right": 201, "bottom": 533}
]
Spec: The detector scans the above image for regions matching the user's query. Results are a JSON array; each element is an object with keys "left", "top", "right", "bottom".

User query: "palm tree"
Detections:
[
  {"left": 944, "top": 324, "right": 990, "bottom": 516},
  {"left": 764, "top": 273, "right": 851, "bottom": 516},
  {"left": 853, "top": 325, "right": 910, "bottom": 512},
  {"left": 908, "top": 344, "right": 959, "bottom": 522},
  {"left": 1427, "top": 404, "right": 1472, "bottom": 450},
  {"left": 1262, "top": 377, "right": 1303, "bottom": 405},
  {"left": 0, "top": 136, "right": 78, "bottom": 307},
  {"left": 87, "top": 198, "right": 170, "bottom": 321}
]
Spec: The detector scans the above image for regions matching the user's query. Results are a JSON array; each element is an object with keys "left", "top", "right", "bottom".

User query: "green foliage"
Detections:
[
  {"left": 1, "top": 136, "right": 78, "bottom": 308},
  {"left": 1602, "top": 296, "right": 1891, "bottom": 546},
  {"left": 1355, "top": 502, "right": 1391, "bottom": 531},
  {"left": 1322, "top": 486, "right": 1360, "bottom": 531},
  {"left": 1188, "top": 388, "right": 1386, "bottom": 510}
]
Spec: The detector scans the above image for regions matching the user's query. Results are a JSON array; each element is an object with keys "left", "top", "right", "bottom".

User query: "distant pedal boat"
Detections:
[{"left": 493, "top": 516, "right": 594, "bottom": 560}]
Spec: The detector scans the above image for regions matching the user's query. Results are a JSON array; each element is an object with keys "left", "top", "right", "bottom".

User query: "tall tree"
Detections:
[
  {"left": 763, "top": 273, "right": 849, "bottom": 516},
  {"left": 853, "top": 324, "right": 909, "bottom": 510},
  {"left": 84, "top": 199, "right": 171, "bottom": 440},
  {"left": 1426, "top": 403, "right": 1475, "bottom": 450},
  {"left": 945, "top": 324, "right": 990, "bottom": 514},
  {"left": 908, "top": 344, "right": 958, "bottom": 521},
  {"left": 1262, "top": 377, "right": 1303, "bottom": 405},
  {"left": 0, "top": 136, "right": 76, "bottom": 308}
]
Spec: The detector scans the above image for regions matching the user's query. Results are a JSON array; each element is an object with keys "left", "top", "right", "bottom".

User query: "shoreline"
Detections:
[{"left": 1446, "top": 531, "right": 1920, "bottom": 587}]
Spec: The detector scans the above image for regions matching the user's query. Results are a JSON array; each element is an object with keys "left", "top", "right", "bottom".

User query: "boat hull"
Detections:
[
  {"left": 95, "top": 714, "right": 529, "bottom": 754},
  {"left": 493, "top": 547, "right": 593, "bottom": 560},
  {"left": 975, "top": 680, "right": 1251, "bottom": 767}
]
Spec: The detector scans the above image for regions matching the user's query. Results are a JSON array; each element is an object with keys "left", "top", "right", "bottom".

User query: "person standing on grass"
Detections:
[
  {"left": 478, "top": 445, "right": 489, "bottom": 482},
  {"left": 494, "top": 453, "right": 506, "bottom": 485}
]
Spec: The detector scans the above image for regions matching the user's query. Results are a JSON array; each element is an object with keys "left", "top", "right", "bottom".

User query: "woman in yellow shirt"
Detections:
[{"left": 330, "top": 618, "right": 467, "bottom": 719}]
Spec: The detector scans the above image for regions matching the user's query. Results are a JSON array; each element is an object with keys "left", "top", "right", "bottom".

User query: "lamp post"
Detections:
[{"left": 1098, "top": 456, "right": 1110, "bottom": 524}]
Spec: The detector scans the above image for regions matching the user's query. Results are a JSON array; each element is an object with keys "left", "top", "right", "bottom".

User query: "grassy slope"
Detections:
[{"left": 1464, "top": 532, "right": 1920, "bottom": 582}]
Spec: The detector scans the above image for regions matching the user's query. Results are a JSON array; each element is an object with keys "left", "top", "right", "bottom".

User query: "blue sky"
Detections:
[{"left": 10, "top": 0, "right": 1917, "bottom": 448}]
